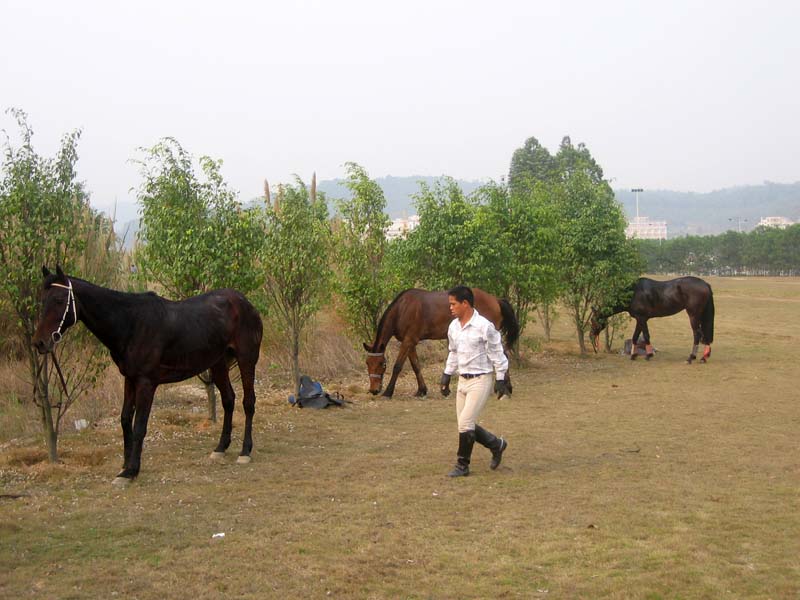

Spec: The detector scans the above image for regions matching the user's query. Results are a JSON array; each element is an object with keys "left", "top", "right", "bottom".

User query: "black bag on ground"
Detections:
[{"left": 289, "top": 375, "right": 347, "bottom": 409}]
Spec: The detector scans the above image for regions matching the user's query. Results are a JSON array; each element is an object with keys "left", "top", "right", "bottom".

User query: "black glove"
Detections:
[
  {"left": 440, "top": 373, "right": 451, "bottom": 397},
  {"left": 494, "top": 378, "right": 509, "bottom": 398}
]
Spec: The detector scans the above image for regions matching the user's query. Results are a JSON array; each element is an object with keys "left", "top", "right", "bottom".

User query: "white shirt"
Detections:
[{"left": 444, "top": 309, "right": 508, "bottom": 381}]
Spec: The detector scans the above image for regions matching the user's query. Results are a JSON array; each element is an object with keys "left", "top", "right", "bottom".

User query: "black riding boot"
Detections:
[
  {"left": 475, "top": 425, "right": 508, "bottom": 470},
  {"left": 448, "top": 430, "right": 476, "bottom": 477}
]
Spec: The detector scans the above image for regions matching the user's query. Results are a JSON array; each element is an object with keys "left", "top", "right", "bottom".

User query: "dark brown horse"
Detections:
[
  {"left": 589, "top": 276, "right": 715, "bottom": 364},
  {"left": 32, "top": 266, "right": 263, "bottom": 486},
  {"left": 363, "top": 288, "right": 519, "bottom": 397}
]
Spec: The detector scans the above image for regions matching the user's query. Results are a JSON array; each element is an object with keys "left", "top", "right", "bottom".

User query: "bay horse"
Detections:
[
  {"left": 363, "top": 288, "right": 519, "bottom": 397},
  {"left": 32, "top": 266, "right": 263, "bottom": 486},
  {"left": 589, "top": 276, "right": 714, "bottom": 364}
]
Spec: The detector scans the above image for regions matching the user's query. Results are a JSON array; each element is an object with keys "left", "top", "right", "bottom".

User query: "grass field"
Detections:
[{"left": 1, "top": 276, "right": 799, "bottom": 599}]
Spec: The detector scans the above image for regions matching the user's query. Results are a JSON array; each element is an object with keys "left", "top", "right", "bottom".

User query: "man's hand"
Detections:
[
  {"left": 440, "top": 373, "right": 452, "bottom": 397},
  {"left": 494, "top": 378, "right": 509, "bottom": 398}
]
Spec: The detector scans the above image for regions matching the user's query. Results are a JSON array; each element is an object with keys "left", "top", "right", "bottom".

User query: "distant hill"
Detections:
[
  {"left": 114, "top": 179, "right": 800, "bottom": 248},
  {"left": 321, "top": 177, "right": 800, "bottom": 236},
  {"left": 614, "top": 182, "right": 800, "bottom": 236}
]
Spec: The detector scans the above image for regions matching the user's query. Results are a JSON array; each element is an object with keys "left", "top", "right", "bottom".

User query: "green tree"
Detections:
[
  {"left": 508, "top": 136, "right": 558, "bottom": 195},
  {"left": 556, "top": 135, "right": 607, "bottom": 185},
  {"left": 333, "top": 163, "right": 396, "bottom": 342},
  {"left": 507, "top": 136, "right": 571, "bottom": 340},
  {"left": 0, "top": 109, "right": 118, "bottom": 461},
  {"left": 554, "top": 172, "right": 642, "bottom": 353},
  {"left": 472, "top": 180, "right": 561, "bottom": 343},
  {"left": 259, "top": 176, "right": 331, "bottom": 395},
  {"left": 134, "top": 138, "right": 263, "bottom": 298},
  {"left": 133, "top": 138, "right": 263, "bottom": 419},
  {"left": 396, "top": 177, "right": 482, "bottom": 289}
]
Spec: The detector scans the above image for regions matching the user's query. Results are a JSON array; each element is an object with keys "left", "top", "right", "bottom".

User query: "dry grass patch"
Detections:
[{"left": 1, "top": 277, "right": 799, "bottom": 598}]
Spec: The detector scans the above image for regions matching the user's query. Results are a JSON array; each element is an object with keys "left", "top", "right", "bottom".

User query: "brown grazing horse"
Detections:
[
  {"left": 589, "top": 276, "right": 715, "bottom": 364},
  {"left": 32, "top": 266, "right": 263, "bottom": 486},
  {"left": 363, "top": 288, "right": 519, "bottom": 397}
]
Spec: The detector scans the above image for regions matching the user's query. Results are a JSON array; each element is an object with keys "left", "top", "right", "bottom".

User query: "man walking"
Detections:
[{"left": 440, "top": 285, "right": 509, "bottom": 477}]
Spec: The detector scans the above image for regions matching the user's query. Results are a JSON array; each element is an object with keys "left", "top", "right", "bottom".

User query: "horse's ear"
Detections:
[
  {"left": 56, "top": 264, "right": 65, "bottom": 279},
  {"left": 363, "top": 342, "right": 372, "bottom": 352},
  {"left": 42, "top": 266, "right": 51, "bottom": 278}
]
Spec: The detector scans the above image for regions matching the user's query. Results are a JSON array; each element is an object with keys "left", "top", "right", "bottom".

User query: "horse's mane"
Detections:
[
  {"left": 371, "top": 288, "right": 414, "bottom": 350},
  {"left": 46, "top": 275, "right": 160, "bottom": 304}
]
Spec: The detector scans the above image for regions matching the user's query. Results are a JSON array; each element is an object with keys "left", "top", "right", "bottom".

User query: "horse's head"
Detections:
[
  {"left": 588, "top": 306, "right": 607, "bottom": 353},
  {"left": 363, "top": 342, "right": 387, "bottom": 395},
  {"left": 32, "top": 265, "right": 77, "bottom": 354}
]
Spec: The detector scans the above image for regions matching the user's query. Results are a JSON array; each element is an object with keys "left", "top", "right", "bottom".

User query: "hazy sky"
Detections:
[{"left": 2, "top": 0, "right": 798, "bottom": 222}]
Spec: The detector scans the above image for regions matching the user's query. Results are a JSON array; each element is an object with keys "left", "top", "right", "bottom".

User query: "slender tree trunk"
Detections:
[
  {"left": 576, "top": 329, "right": 587, "bottom": 354},
  {"left": 537, "top": 301, "right": 553, "bottom": 342},
  {"left": 292, "top": 328, "right": 301, "bottom": 397},
  {"left": 573, "top": 309, "right": 587, "bottom": 354},
  {"left": 35, "top": 355, "right": 59, "bottom": 462}
]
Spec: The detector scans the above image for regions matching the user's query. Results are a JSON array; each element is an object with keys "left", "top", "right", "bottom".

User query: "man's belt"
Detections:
[{"left": 460, "top": 372, "right": 490, "bottom": 379}]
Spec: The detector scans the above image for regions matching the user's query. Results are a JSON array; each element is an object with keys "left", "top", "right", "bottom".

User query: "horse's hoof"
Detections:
[
  {"left": 236, "top": 455, "right": 252, "bottom": 465},
  {"left": 210, "top": 451, "right": 226, "bottom": 462},
  {"left": 700, "top": 357, "right": 707, "bottom": 364},
  {"left": 111, "top": 476, "right": 132, "bottom": 488}
]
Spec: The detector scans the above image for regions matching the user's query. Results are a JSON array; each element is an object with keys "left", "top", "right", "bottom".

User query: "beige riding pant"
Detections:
[{"left": 455, "top": 373, "right": 495, "bottom": 433}]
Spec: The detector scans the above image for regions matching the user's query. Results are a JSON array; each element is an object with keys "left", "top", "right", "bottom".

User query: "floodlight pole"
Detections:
[
  {"left": 728, "top": 217, "right": 747, "bottom": 233},
  {"left": 631, "top": 188, "right": 643, "bottom": 220}
]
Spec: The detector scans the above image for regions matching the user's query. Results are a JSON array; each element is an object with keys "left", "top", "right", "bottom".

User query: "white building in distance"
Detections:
[
  {"left": 386, "top": 215, "right": 420, "bottom": 240},
  {"left": 757, "top": 216, "right": 794, "bottom": 229},
  {"left": 625, "top": 216, "right": 668, "bottom": 240}
]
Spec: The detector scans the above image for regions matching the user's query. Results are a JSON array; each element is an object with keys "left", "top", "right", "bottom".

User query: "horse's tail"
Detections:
[
  {"left": 498, "top": 298, "right": 520, "bottom": 350},
  {"left": 701, "top": 287, "right": 715, "bottom": 345}
]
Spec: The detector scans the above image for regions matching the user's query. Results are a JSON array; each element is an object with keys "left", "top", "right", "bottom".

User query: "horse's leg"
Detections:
[
  {"left": 698, "top": 309, "right": 712, "bottom": 363},
  {"left": 114, "top": 379, "right": 156, "bottom": 485},
  {"left": 120, "top": 377, "right": 135, "bottom": 469},
  {"left": 210, "top": 359, "right": 235, "bottom": 460},
  {"left": 408, "top": 346, "right": 427, "bottom": 397},
  {"left": 630, "top": 322, "right": 642, "bottom": 360},
  {"left": 236, "top": 359, "right": 257, "bottom": 463},
  {"left": 701, "top": 344, "right": 711, "bottom": 363},
  {"left": 687, "top": 313, "right": 702, "bottom": 364},
  {"left": 382, "top": 341, "right": 412, "bottom": 398},
  {"left": 641, "top": 321, "right": 655, "bottom": 359}
]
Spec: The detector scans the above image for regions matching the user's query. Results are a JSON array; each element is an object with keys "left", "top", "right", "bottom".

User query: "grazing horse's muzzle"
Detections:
[
  {"left": 365, "top": 350, "right": 386, "bottom": 395},
  {"left": 32, "top": 338, "right": 51, "bottom": 355}
]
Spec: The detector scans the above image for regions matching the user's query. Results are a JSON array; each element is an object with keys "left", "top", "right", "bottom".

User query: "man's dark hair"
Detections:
[{"left": 448, "top": 285, "right": 474, "bottom": 307}]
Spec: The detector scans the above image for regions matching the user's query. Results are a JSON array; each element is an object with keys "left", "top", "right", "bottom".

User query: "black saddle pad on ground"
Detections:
[{"left": 289, "top": 375, "right": 347, "bottom": 409}]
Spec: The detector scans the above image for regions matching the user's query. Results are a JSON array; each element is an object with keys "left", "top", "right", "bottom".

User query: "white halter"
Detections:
[
  {"left": 49, "top": 280, "right": 76, "bottom": 344},
  {"left": 366, "top": 351, "right": 385, "bottom": 379}
]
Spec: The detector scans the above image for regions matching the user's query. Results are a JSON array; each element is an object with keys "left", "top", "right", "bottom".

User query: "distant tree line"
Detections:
[{"left": 636, "top": 225, "right": 800, "bottom": 276}]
